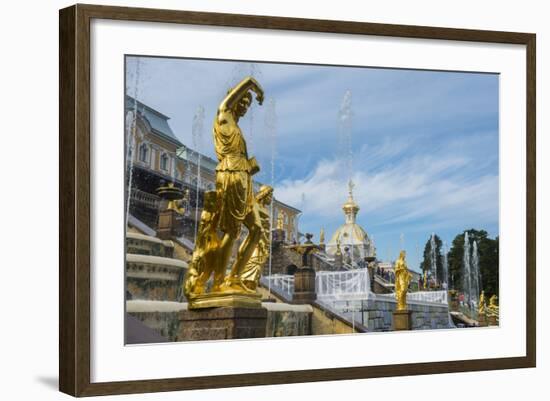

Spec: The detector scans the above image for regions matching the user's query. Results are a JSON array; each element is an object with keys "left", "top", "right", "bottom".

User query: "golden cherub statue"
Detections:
[
  {"left": 240, "top": 185, "right": 274, "bottom": 291},
  {"left": 395, "top": 250, "right": 412, "bottom": 311},
  {"left": 335, "top": 235, "right": 342, "bottom": 256},
  {"left": 183, "top": 191, "right": 222, "bottom": 297},
  {"left": 487, "top": 294, "right": 499, "bottom": 316},
  {"left": 478, "top": 290, "right": 486, "bottom": 315},
  {"left": 277, "top": 210, "right": 285, "bottom": 230},
  {"left": 183, "top": 76, "right": 269, "bottom": 309}
]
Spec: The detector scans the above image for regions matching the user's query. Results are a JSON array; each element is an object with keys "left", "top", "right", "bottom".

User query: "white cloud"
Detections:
[{"left": 275, "top": 140, "right": 498, "bottom": 232}]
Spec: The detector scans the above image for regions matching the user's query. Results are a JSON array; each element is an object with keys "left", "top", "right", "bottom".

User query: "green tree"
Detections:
[
  {"left": 419, "top": 234, "right": 443, "bottom": 284},
  {"left": 447, "top": 229, "right": 499, "bottom": 296}
]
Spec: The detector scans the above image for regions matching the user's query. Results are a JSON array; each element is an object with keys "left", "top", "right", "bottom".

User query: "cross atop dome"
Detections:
[
  {"left": 342, "top": 179, "right": 360, "bottom": 224},
  {"left": 326, "top": 178, "right": 375, "bottom": 263},
  {"left": 348, "top": 179, "right": 355, "bottom": 197}
]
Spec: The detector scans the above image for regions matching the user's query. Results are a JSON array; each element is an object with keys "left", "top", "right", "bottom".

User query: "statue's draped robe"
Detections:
[
  {"left": 213, "top": 114, "right": 253, "bottom": 234},
  {"left": 241, "top": 202, "right": 270, "bottom": 286},
  {"left": 395, "top": 258, "right": 411, "bottom": 310}
]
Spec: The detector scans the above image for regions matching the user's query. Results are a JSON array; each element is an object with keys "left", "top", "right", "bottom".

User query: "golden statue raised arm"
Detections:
[{"left": 184, "top": 77, "right": 269, "bottom": 309}]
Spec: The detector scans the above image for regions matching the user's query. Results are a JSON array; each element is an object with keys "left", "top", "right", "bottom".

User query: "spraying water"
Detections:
[
  {"left": 125, "top": 58, "right": 142, "bottom": 229},
  {"left": 430, "top": 233, "right": 437, "bottom": 286},
  {"left": 265, "top": 97, "right": 277, "bottom": 298},
  {"left": 463, "top": 232, "right": 472, "bottom": 307},
  {"left": 225, "top": 63, "right": 262, "bottom": 154},
  {"left": 442, "top": 241, "right": 449, "bottom": 290},
  {"left": 338, "top": 90, "right": 353, "bottom": 184},
  {"left": 472, "top": 240, "right": 481, "bottom": 305},
  {"left": 191, "top": 106, "right": 205, "bottom": 244}
]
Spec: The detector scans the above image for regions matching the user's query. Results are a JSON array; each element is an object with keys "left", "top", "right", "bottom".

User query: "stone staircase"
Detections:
[{"left": 126, "top": 232, "right": 188, "bottom": 302}]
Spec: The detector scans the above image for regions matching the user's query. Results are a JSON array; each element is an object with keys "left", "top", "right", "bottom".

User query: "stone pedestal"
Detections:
[
  {"left": 272, "top": 228, "right": 286, "bottom": 243},
  {"left": 178, "top": 307, "right": 267, "bottom": 341},
  {"left": 488, "top": 314, "right": 498, "bottom": 326},
  {"left": 367, "top": 265, "right": 375, "bottom": 291},
  {"left": 448, "top": 290, "right": 459, "bottom": 312},
  {"left": 478, "top": 312, "right": 488, "bottom": 327},
  {"left": 293, "top": 267, "right": 317, "bottom": 304},
  {"left": 334, "top": 253, "right": 343, "bottom": 270},
  {"left": 393, "top": 309, "right": 412, "bottom": 331},
  {"left": 157, "top": 209, "right": 179, "bottom": 240}
]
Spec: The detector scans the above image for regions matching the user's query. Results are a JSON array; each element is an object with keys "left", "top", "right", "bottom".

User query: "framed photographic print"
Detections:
[{"left": 59, "top": 4, "right": 536, "bottom": 397}]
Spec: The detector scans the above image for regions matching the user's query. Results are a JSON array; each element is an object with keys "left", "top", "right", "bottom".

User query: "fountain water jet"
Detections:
[
  {"left": 265, "top": 97, "right": 277, "bottom": 298},
  {"left": 125, "top": 58, "right": 142, "bottom": 229},
  {"left": 442, "top": 241, "right": 449, "bottom": 290},
  {"left": 472, "top": 240, "right": 481, "bottom": 306},
  {"left": 463, "top": 232, "right": 473, "bottom": 308},
  {"left": 191, "top": 105, "right": 205, "bottom": 244},
  {"left": 430, "top": 233, "right": 437, "bottom": 286},
  {"left": 338, "top": 90, "right": 354, "bottom": 185}
]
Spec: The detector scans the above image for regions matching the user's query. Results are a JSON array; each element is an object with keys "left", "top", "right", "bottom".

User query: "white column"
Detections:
[{"left": 150, "top": 148, "right": 156, "bottom": 170}]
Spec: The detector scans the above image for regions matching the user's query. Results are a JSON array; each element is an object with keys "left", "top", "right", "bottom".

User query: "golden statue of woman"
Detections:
[
  {"left": 184, "top": 77, "right": 268, "bottom": 308},
  {"left": 240, "top": 185, "right": 274, "bottom": 291},
  {"left": 213, "top": 76, "right": 265, "bottom": 293},
  {"left": 395, "top": 250, "right": 412, "bottom": 311}
]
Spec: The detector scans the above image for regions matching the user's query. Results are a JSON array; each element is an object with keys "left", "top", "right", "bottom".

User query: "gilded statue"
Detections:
[
  {"left": 277, "top": 210, "right": 285, "bottom": 230},
  {"left": 183, "top": 76, "right": 268, "bottom": 309},
  {"left": 395, "top": 250, "right": 412, "bottom": 311},
  {"left": 183, "top": 191, "right": 222, "bottom": 297},
  {"left": 487, "top": 294, "right": 499, "bottom": 316},
  {"left": 335, "top": 235, "right": 342, "bottom": 256},
  {"left": 240, "top": 185, "right": 274, "bottom": 291},
  {"left": 319, "top": 228, "right": 325, "bottom": 245},
  {"left": 478, "top": 290, "right": 486, "bottom": 315}
]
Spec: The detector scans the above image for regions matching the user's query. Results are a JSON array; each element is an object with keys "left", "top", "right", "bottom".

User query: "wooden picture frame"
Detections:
[{"left": 59, "top": 3, "right": 536, "bottom": 397}]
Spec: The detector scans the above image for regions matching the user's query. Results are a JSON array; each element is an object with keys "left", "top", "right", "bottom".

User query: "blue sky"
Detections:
[{"left": 126, "top": 56, "right": 499, "bottom": 272}]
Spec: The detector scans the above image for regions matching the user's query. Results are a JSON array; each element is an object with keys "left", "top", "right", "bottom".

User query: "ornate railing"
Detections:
[
  {"left": 407, "top": 290, "right": 448, "bottom": 304},
  {"left": 260, "top": 274, "right": 294, "bottom": 300},
  {"left": 130, "top": 188, "right": 160, "bottom": 210},
  {"left": 376, "top": 290, "right": 448, "bottom": 305},
  {"left": 316, "top": 269, "right": 371, "bottom": 300}
]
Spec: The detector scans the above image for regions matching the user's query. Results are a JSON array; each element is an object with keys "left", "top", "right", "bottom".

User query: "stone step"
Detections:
[
  {"left": 126, "top": 253, "right": 188, "bottom": 302},
  {"left": 126, "top": 231, "right": 175, "bottom": 257}
]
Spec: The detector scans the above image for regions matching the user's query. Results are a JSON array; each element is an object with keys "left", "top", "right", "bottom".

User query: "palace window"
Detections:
[
  {"left": 139, "top": 143, "right": 149, "bottom": 163},
  {"left": 160, "top": 153, "right": 169, "bottom": 171}
]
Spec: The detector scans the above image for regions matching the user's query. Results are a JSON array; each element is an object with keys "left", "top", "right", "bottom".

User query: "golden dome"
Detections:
[{"left": 326, "top": 180, "right": 375, "bottom": 261}]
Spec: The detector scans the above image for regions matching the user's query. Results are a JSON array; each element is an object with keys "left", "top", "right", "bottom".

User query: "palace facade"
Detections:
[{"left": 126, "top": 96, "right": 301, "bottom": 243}]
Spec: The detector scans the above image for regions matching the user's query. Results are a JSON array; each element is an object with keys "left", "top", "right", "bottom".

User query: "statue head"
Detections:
[
  {"left": 234, "top": 92, "right": 252, "bottom": 118},
  {"left": 399, "top": 250, "right": 406, "bottom": 260},
  {"left": 256, "top": 185, "right": 273, "bottom": 205}
]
